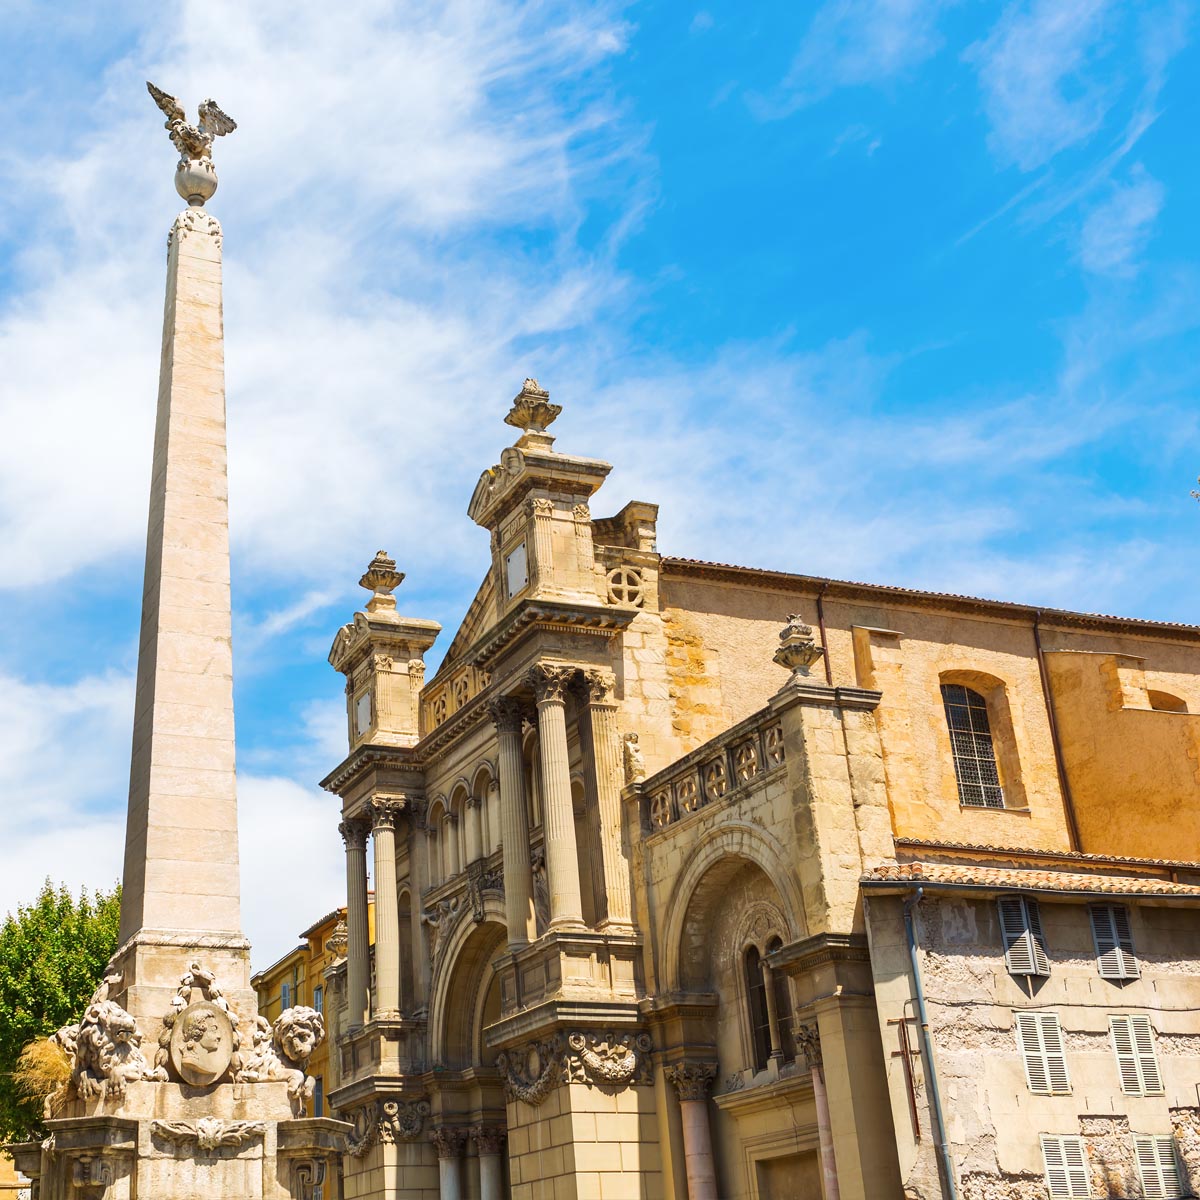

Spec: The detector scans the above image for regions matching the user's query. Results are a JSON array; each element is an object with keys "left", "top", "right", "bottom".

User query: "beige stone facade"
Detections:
[{"left": 320, "top": 380, "right": 1200, "bottom": 1200}]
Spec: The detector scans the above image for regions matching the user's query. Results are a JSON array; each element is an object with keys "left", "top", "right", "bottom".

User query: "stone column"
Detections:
[
  {"left": 465, "top": 795, "right": 484, "bottom": 864},
  {"left": 762, "top": 962, "right": 784, "bottom": 1064},
  {"left": 472, "top": 1127, "right": 507, "bottom": 1200},
  {"left": 527, "top": 664, "right": 584, "bottom": 928},
  {"left": 490, "top": 698, "right": 536, "bottom": 948},
  {"left": 665, "top": 1062, "right": 719, "bottom": 1200},
  {"left": 432, "top": 1127, "right": 466, "bottom": 1200},
  {"left": 580, "top": 669, "right": 632, "bottom": 926},
  {"left": 800, "top": 1022, "right": 841, "bottom": 1200},
  {"left": 340, "top": 819, "right": 371, "bottom": 1028},
  {"left": 370, "top": 799, "right": 404, "bottom": 1017},
  {"left": 408, "top": 800, "right": 431, "bottom": 1006}
]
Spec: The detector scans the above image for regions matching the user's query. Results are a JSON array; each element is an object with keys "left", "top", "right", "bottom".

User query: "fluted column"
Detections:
[
  {"left": 409, "top": 800, "right": 431, "bottom": 1006},
  {"left": 489, "top": 698, "right": 536, "bottom": 948},
  {"left": 665, "top": 1062, "right": 719, "bottom": 1200},
  {"left": 473, "top": 1127, "right": 506, "bottom": 1200},
  {"left": 433, "top": 1127, "right": 466, "bottom": 1200},
  {"left": 580, "top": 669, "right": 632, "bottom": 927},
  {"left": 340, "top": 819, "right": 371, "bottom": 1028},
  {"left": 370, "top": 798, "right": 404, "bottom": 1017},
  {"left": 528, "top": 664, "right": 583, "bottom": 928}
]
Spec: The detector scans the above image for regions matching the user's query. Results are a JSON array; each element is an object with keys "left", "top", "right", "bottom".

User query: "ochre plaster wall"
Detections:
[{"left": 1046, "top": 651, "right": 1200, "bottom": 859}]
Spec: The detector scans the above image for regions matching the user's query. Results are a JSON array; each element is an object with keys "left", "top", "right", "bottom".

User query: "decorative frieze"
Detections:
[
  {"left": 343, "top": 1097, "right": 431, "bottom": 1155},
  {"left": 496, "top": 1031, "right": 654, "bottom": 1104},
  {"left": 150, "top": 1118, "right": 266, "bottom": 1152}
]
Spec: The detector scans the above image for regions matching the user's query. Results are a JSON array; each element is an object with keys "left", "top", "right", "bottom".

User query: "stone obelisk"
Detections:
[
  {"left": 107, "top": 84, "right": 256, "bottom": 1033},
  {"left": 5, "top": 87, "right": 347, "bottom": 1200}
]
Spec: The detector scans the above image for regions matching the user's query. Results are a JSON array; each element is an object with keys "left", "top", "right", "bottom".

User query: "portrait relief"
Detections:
[{"left": 169, "top": 1001, "right": 234, "bottom": 1086}]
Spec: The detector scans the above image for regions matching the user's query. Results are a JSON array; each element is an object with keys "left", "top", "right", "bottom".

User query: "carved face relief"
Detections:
[{"left": 170, "top": 1001, "right": 234, "bottom": 1086}]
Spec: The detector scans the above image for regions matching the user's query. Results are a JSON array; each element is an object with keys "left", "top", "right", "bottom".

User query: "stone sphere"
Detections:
[{"left": 175, "top": 158, "right": 218, "bottom": 206}]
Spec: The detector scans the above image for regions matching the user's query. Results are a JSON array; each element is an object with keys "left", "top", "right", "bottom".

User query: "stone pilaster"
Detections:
[
  {"left": 580, "top": 668, "right": 632, "bottom": 927},
  {"left": 340, "top": 819, "right": 371, "bottom": 1029},
  {"left": 369, "top": 799, "right": 404, "bottom": 1017},
  {"left": 472, "top": 1127, "right": 507, "bottom": 1200},
  {"left": 432, "top": 1126, "right": 467, "bottom": 1200},
  {"left": 527, "top": 664, "right": 584, "bottom": 928},
  {"left": 490, "top": 697, "right": 536, "bottom": 949},
  {"left": 408, "top": 799, "right": 432, "bottom": 1006}
]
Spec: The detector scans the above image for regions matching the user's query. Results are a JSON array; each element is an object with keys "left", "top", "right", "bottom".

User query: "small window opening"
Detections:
[
  {"left": 1148, "top": 690, "right": 1188, "bottom": 713},
  {"left": 744, "top": 946, "right": 772, "bottom": 1072}
]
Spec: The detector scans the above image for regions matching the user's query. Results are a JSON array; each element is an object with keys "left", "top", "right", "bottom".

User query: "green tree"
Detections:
[{"left": 0, "top": 880, "right": 120, "bottom": 1143}]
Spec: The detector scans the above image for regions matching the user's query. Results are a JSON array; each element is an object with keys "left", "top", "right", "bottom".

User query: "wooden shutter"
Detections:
[
  {"left": 1111, "top": 1015, "right": 1163, "bottom": 1095},
  {"left": 999, "top": 896, "right": 1050, "bottom": 977},
  {"left": 1135, "top": 1135, "right": 1182, "bottom": 1199},
  {"left": 1016, "top": 1011, "right": 1070, "bottom": 1095},
  {"left": 1041, "top": 1135, "right": 1091, "bottom": 1198},
  {"left": 1090, "top": 904, "right": 1139, "bottom": 979}
]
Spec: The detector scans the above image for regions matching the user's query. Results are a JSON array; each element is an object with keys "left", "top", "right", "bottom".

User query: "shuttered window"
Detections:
[
  {"left": 998, "top": 895, "right": 1051, "bottom": 977},
  {"left": 1016, "top": 1011, "right": 1071, "bottom": 1094},
  {"left": 1040, "top": 1135, "right": 1091, "bottom": 1198},
  {"left": 1109, "top": 1015, "right": 1163, "bottom": 1096},
  {"left": 1089, "top": 904, "right": 1139, "bottom": 980},
  {"left": 941, "top": 684, "right": 1005, "bottom": 807},
  {"left": 1134, "top": 1135, "right": 1183, "bottom": 1199}
]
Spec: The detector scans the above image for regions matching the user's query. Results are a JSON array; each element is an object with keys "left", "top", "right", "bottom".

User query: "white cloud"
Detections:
[
  {"left": 969, "top": 0, "right": 1113, "bottom": 170},
  {"left": 1079, "top": 166, "right": 1164, "bottom": 277},
  {"left": 753, "top": 0, "right": 954, "bottom": 117}
]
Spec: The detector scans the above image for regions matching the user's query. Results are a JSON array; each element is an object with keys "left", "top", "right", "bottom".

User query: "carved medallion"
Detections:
[{"left": 170, "top": 1001, "right": 234, "bottom": 1086}]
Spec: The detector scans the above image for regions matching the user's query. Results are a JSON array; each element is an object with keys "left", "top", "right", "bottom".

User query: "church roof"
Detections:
[{"left": 661, "top": 557, "right": 1200, "bottom": 641}]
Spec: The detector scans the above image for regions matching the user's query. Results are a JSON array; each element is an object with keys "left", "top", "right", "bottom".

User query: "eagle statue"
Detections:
[{"left": 147, "top": 82, "right": 237, "bottom": 164}]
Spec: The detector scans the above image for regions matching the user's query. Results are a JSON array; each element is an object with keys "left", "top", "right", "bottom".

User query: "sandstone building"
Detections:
[{"left": 316, "top": 381, "right": 1200, "bottom": 1200}]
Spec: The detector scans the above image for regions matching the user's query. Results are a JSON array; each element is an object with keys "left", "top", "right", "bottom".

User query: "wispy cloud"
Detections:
[
  {"left": 1079, "top": 165, "right": 1164, "bottom": 277},
  {"left": 968, "top": 0, "right": 1114, "bottom": 171},
  {"left": 750, "top": 0, "right": 955, "bottom": 118}
]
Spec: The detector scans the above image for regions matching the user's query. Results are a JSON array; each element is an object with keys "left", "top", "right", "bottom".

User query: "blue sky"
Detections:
[{"left": 0, "top": 0, "right": 1196, "bottom": 961}]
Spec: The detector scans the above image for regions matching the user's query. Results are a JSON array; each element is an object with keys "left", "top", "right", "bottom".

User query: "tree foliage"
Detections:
[{"left": 0, "top": 880, "right": 120, "bottom": 1143}]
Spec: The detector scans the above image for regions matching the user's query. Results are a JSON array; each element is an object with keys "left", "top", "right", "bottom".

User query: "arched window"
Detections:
[
  {"left": 766, "top": 937, "right": 796, "bottom": 1063},
  {"left": 744, "top": 946, "right": 772, "bottom": 1072},
  {"left": 941, "top": 683, "right": 1004, "bottom": 808},
  {"left": 1148, "top": 690, "right": 1188, "bottom": 713}
]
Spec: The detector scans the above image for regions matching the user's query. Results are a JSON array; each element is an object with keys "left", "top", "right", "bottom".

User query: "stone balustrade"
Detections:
[{"left": 636, "top": 708, "right": 785, "bottom": 832}]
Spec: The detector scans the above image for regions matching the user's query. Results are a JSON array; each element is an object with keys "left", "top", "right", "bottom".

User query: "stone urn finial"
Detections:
[
  {"left": 773, "top": 613, "right": 825, "bottom": 684},
  {"left": 359, "top": 551, "right": 405, "bottom": 613},
  {"left": 504, "top": 378, "right": 562, "bottom": 445}
]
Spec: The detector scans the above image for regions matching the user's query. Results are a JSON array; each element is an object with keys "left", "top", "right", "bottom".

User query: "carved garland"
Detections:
[{"left": 496, "top": 1031, "right": 654, "bottom": 1104}]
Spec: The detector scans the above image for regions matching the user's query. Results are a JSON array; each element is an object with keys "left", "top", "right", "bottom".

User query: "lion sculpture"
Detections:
[
  {"left": 235, "top": 1006, "right": 324, "bottom": 1116},
  {"left": 73, "top": 1000, "right": 152, "bottom": 1101}
]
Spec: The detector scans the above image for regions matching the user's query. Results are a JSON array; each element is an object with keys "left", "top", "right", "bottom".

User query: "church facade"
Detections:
[{"left": 318, "top": 381, "right": 1200, "bottom": 1200}]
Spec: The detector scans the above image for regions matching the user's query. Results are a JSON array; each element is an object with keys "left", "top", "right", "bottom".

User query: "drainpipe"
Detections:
[
  {"left": 1032, "top": 610, "right": 1082, "bottom": 852},
  {"left": 815, "top": 581, "right": 833, "bottom": 685},
  {"left": 904, "top": 888, "right": 958, "bottom": 1200}
]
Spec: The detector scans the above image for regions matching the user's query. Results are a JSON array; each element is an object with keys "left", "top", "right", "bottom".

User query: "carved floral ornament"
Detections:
[
  {"left": 527, "top": 662, "right": 575, "bottom": 703},
  {"left": 495, "top": 1030, "right": 654, "bottom": 1105},
  {"left": 344, "top": 1098, "right": 432, "bottom": 1156},
  {"left": 151, "top": 1118, "right": 266, "bottom": 1153}
]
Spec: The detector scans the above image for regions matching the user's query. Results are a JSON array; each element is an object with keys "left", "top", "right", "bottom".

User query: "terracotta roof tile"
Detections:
[
  {"left": 894, "top": 837, "right": 1200, "bottom": 871},
  {"left": 861, "top": 862, "right": 1200, "bottom": 897}
]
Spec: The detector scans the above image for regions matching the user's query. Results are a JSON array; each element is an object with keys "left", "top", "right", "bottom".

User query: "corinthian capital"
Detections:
[
  {"left": 487, "top": 695, "right": 525, "bottom": 735},
  {"left": 579, "top": 668, "right": 616, "bottom": 705},
  {"left": 338, "top": 820, "right": 369, "bottom": 851},
  {"left": 369, "top": 797, "right": 406, "bottom": 830},
  {"left": 526, "top": 663, "right": 575, "bottom": 704},
  {"left": 664, "top": 1061, "right": 717, "bottom": 1102}
]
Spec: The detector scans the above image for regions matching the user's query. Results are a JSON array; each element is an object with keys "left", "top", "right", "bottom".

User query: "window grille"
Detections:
[
  {"left": 1134, "top": 1135, "right": 1183, "bottom": 1199},
  {"left": 744, "top": 946, "right": 772, "bottom": 1072},
  {"left": 1040, "top": 1136, "right": 1091, "bottom": 1198},
  {"left": 941, "top": 683, "right": 1004, "bottom": 807},
  {"left": 1089, "top": 904, "right": 1139, "bottom": 980},
  {"left": 1109, "top": 1015, "right": 1163, "bottom": 1096},
  {"left": 998, "top": 896, "right": 1051, "bottom": 977},
  {"left": 1016, "top": 1011, "right": 1070, "bottom": 1094}
]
